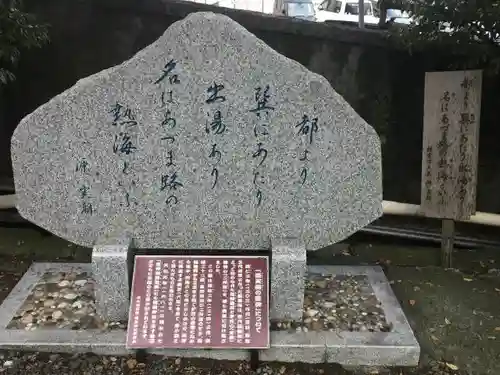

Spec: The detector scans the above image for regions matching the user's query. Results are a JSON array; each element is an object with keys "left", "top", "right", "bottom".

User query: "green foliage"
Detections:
[
  {"left": 0, "top": 0, "right": 49, "bottom": 85},
  {"left": 390, "top": 0, "right": 500, "bottom": 72}
]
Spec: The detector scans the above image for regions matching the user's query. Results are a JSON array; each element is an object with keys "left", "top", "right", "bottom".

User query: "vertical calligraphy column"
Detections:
[
  {"left": 205, "top": 83, "right": 227, "bottom": 189},
  {"left": 156, "top": 260, "right": 169, "bottom": 345},
  {"left": 188, "top": 260, "right": 198, "bottom": 345},
  {"left": 75, "top": 158, "right": 94, "bottom": 215},
  {"left": 181, "top": 260, "right": 190, "bottom": 344},
  {"left": 295, "top": 114, "right": 319, "bottom": 186},
  {"left": 167, "top": 259, "right": 176, "bottom": 344},
  {"left": 182, "top": 260, "right": 199, "bottom": 346},
  {"left": 424, "top": 144, "right": 433, "bottom": 205},
  {"left": 206, "top": 260, "right": 214, "bottom": 344},
  {"left": 142, "top": 260, "right": 154, "bottom": 343},
  {"left": 197, "top": 260, "right": 207, "bottom": 344},
  {"left": 173, "top": 260, "right": 182, "bottom": 344},
  {"left": 109, "top": 102, "right": 139, "bottom": 207},
  {"left": 148, "top": 260, "right": 162, "bottom": 345},
  {"left": 130, "top": 286, "right": 142, "bottom": 345},
  {"left": 457, "top": 77, "right": 475, "bottom": 216},
  {"left": 249, "top": 85, "right": 275, "bottom": 206},
  {"left": 155, "top": 59, "right": 183, "bottom": 207},
  {"left": 437, "top": 91, "right": 452, "bottom": 207},
  {"left": 193, "top": 260, "right": 205, "bottom": 345}
]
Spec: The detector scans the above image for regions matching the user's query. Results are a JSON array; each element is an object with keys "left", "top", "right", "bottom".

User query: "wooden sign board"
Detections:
[
  {"left": 126, "top": 255, "right": 270, "bottom": 349},
  {"left": 421, "top": 70, "right": 482, "bottom": 220}
]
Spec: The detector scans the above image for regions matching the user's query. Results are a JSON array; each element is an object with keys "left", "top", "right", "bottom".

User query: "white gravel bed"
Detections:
[
  {"left": 7, "top": 271, "right": 125, "bottom": 331},
  {"left": 7, "top": 271, "right": 391, "bottom": 334}
]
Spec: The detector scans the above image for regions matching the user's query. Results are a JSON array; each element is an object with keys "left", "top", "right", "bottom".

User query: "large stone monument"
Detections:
[{"left": 11, "top": 12, "right": 382, "bottom": 326}]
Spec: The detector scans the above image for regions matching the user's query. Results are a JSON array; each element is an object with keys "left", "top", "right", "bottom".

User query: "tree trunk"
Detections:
[{"left": 378, "top": 0, "right": 387, "bottom": 27}]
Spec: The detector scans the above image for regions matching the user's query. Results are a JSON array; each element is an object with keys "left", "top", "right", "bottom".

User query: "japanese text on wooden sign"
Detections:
[
  {"left": 126, "top": 255, "right": 270, "bottom": 349},
  {"left": 421, "top": 70, "right": 482, "bottom": 220}
]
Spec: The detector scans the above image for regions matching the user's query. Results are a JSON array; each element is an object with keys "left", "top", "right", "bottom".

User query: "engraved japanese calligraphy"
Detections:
[
  {"left": 205, "top": 82, "right": 227, "bottom": 190},
  {"left": 155, "top": 59, "right": 183, "bottom": 207},
  {"left": 249, "top": 85, "right": 274, "bottom": 206},
  {"left": 109, "top": 102, "right": 139, "bottom": 207},
  {"left": 296, "top": 115, "right": 318, "bottom": 185},
  {"left": 76, "top": 158, "right": 93, "bottom": 215}
]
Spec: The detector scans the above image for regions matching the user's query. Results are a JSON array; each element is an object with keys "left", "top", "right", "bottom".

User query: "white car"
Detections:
[
  {"left": 386, "top": 8, "right": 412, "bottom": 25},
  {"left": 315, "top": 0, "right": 379, "bottom": 25}
]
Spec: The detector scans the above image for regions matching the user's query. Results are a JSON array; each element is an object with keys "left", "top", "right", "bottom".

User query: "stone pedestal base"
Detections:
[
  {"left": 91, "top": 240, "right": 130, "bottom": 322},
  {"left": 0, "top": 263, "right": 420, "bottom": 366},
  {"left": 270, "top": 238, "right": 306, "bottom": 321}
]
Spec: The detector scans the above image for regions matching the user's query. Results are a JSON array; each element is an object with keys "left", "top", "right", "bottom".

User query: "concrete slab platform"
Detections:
[
  {"left": 309, "top": 266, "right": 420, "bottom": 366},
  {"left": 0, "top": 263, "right": 419, "bottom": 366}
]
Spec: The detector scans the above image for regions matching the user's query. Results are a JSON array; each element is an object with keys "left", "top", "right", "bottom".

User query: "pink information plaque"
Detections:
[{"left": 126, "top": 255, "right": 270, "bottom": 349}]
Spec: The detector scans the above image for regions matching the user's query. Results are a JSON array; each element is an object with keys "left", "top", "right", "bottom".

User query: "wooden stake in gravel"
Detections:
[{"left": 441, "top": 219, "right": 455, "bottom": 268}]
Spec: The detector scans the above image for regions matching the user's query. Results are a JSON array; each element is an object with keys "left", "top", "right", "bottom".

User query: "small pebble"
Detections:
[
  {"left": 33, "top": 291, "right": 44, "bottom": 299},
  {"left": 306, "top": 309, "right": 319, "bottom": 317},
  {"left": 43, "top": 299, "right": 55, "bottom": 308},
  {"left": 58, "top": 280, "right": 71, "bottom": 287},
  {"left": 63, "top": 293, "right": 78, "bottom": 300},
  {"left": 126, "top": 358, "right": 137, "bottom": 369},
  {"left": 74, "top": 279, "right": 87, "bottom": 287},
  {"left": 21, "top": 314, "right": 34, "bottom": 324}
]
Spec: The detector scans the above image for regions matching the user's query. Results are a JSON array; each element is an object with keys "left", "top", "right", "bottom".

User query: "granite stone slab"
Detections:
[
  {"left": 11, "top": 11, "right": 382, "bottom": 251},
  {"left": 0, "top": 263, "right": 419, "bottom": 366},
  {"left": 92, "top": 243, "right": 130, "bottom": 321},
  {"left": 270, "top": 238, "right": 306, "bottom": 321},
  {"left": 259, "top": 331, "right": 327, "bottom": 363}
]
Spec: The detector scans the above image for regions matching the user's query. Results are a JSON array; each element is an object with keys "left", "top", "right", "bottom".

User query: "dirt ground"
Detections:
[{"left": 0, "top": 227, "right": 499, "bottom": 375}]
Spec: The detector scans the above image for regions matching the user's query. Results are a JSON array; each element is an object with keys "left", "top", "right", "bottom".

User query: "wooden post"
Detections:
[
  {"left": 420, "top": 70, "right": 482, "bottom": 267},
  {"left": 441, "top": 219, "right": 455, "bottom": 268},
  {"left": 358, "top": 0, "right": 365, "bottom": 28}
]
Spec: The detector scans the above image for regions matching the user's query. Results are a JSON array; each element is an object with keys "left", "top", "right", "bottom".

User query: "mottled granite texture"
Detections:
[
  {"left": 11, "top": 12, "right": 382, "bottom": 250},
  {"left": 92, "top": 243, "right": 130, "bottom": 321},
  {"left": 270, "top": 238, "right": 306, "bottom": 321}
]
